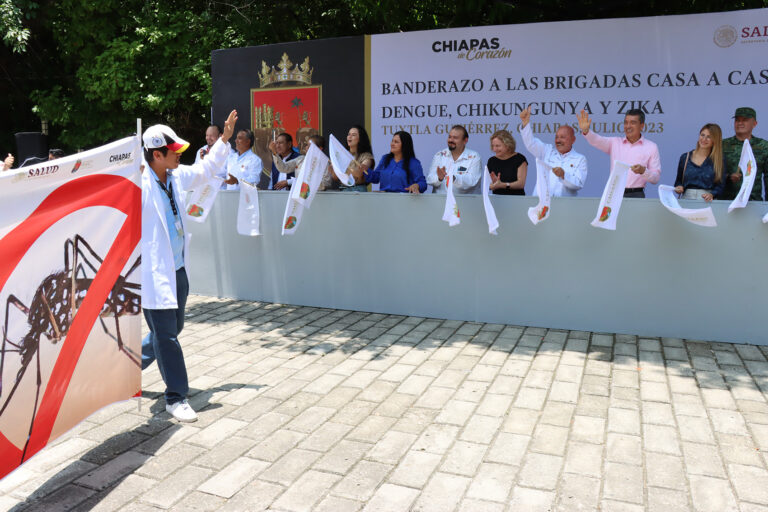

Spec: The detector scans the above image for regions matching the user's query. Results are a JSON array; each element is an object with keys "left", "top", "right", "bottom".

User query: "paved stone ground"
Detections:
[{"left": 2, "top": 295, "right": 768, "bottom": 511}]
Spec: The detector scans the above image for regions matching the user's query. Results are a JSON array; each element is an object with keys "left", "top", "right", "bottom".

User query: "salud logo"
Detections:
[{"left": 714, "top": 25, "right": 738, "bottom": 47}]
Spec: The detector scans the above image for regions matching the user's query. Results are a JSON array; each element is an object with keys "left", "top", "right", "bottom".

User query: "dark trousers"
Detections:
[
  {"left": 623, "top": 189, "right": 645, "bottom": 198},
  {"left": 141, "top": 267, "right": 189, "bottom": 405}
]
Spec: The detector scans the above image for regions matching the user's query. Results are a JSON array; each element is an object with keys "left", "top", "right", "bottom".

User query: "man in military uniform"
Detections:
[{"left": 720, "top": 107, "right": 768, "bottom": 201}]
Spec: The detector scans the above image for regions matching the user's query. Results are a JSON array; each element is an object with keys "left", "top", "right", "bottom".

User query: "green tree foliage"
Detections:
[{"left": 1, "top": 0, "right": 766, "bottom": 155}]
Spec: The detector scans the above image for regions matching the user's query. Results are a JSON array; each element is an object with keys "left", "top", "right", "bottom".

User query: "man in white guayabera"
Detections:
[
  {"left": 519, "top": 105, "right": 588, "bottom": 197},
  {"left": 427, "top": 125, "right": 482, "bottom": 194}
]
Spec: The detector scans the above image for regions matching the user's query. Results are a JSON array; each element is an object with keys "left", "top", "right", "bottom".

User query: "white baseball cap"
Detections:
[{"left": 142, "top": 124, "right": 190, "bottom": 153}]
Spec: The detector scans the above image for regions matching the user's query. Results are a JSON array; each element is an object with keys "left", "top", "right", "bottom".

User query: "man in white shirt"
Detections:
[
  {"left": 519, "top": 106, "right": 587, "bottom": 196},
  {"left": 193, "top": 124, "right": 221, "bottom": 164},
  {"left": 141, "top": 111, "right": 236, "bottom": 422},
  {"left": 427, "top": 125, "right": 482, "bottom": 194},
  {"left": 223, "top": 129, "right": 262, "bottom": 190}
]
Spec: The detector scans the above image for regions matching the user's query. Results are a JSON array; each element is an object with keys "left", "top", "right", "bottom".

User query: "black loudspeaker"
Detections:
[{"left": 14, "top": 132, "right": 48, "bottom": 166}]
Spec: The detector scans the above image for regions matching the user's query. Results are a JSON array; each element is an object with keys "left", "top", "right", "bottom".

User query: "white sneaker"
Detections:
[{"left": 166, "top": 400, "right": 198, "bottom": 422}]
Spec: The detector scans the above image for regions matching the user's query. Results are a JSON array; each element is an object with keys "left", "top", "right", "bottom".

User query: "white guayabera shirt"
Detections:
[{"left": 521, "top": 123, "right": 588, "bottom": 197}]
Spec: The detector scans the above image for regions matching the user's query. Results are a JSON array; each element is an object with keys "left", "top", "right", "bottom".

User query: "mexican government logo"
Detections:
[
  {"left": 714, "top": 25, "right": 738, "bottom": 47},
  {"left": 251, "top": 53, "right": 321, "bottom": 169}
]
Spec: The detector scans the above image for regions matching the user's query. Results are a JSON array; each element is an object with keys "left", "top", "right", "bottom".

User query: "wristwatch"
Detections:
[{"left": 506, "top": 182, "right": 510, "bottom": 190}]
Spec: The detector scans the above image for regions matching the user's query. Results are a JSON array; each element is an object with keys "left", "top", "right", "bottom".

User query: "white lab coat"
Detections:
[{"left": 141, "top": 138, "right": 229, "bottom": 309}]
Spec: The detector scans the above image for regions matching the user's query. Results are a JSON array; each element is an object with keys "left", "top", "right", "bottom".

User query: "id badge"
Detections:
[{"left": 174, "top": 219, "right": 184, "bottom": 237}]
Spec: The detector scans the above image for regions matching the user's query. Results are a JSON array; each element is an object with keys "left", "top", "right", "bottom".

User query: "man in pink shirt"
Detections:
[{"left": 577, "top": 109, "right": 661, "bottom": 198}]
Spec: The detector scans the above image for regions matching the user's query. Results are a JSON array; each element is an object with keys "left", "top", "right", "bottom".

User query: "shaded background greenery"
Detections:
[{"left": 1, "top": 0, "right": 765, "bottom": 160}]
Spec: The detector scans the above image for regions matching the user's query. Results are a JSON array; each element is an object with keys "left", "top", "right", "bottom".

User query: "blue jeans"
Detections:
[{"left": 142, "top": 267, "right": 189, "bottom": 405}]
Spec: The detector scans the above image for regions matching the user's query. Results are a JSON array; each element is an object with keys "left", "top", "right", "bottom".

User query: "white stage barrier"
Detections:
[{"left": 187, "top": 191, "right": 768, "bottom": 345}]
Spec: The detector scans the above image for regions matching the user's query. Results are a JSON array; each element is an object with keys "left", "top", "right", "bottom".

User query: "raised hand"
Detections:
[
  {"left": 221, "top": 110, "right": 238, "bottom": 143},
  {"left": 577, "top": 110, "right": 591, "bottom": 135},
  {"left": 520, "top": 106, "right": 532, "bottom": 127}
]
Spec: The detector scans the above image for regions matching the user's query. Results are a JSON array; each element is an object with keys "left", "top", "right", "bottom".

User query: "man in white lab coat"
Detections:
[{"left": 141, "top": 110, "right": 237, "bottom": 422}]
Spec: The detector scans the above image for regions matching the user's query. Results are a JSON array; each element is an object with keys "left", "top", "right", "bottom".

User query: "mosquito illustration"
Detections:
[{"left": 0, "top": 234, "right": 141, "bottom": 461}]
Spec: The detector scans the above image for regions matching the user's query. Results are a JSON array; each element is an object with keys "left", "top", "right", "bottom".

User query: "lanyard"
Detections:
[{"left": 156, "top": 179, "right": 179, "bottom": 217}]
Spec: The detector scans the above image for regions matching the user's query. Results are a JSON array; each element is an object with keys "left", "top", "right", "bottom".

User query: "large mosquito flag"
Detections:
[
  {"left": 728, "top": 138, "right": 757, "bottom": 213},
  {"left": 591, "top": 160, "right": 630, "bottom": 231},
  {"left": 0, "top": 136, "right": 142, "bottom": 480}
]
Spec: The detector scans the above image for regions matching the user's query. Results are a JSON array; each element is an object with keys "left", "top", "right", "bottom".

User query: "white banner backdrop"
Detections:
[
  {"left": 0, "top": 138, "right": 142, "bottom": 479},
  {"left": 370, "top": 9, "right": 768, "bottom": 198}
]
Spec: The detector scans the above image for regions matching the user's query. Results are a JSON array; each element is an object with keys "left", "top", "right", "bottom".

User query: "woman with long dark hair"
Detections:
[
  {"left": 321, "top": 125, "right": 374, "bottom": 192},
  {"left": 367, "top": 131, "right": 426, "bottom": 193},
  {"left": 674, "top": 123, "right": 726, "bottom": 201}
]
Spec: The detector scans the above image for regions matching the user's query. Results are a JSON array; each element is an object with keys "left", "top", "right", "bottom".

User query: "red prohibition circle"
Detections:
[{"left": 0, "top": 174, "right": 141, "bottom": 479}]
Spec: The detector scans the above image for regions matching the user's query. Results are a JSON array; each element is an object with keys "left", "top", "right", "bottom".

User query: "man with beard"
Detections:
[{"left": 427, "top": 125, "right": 482, "bottom": 194}]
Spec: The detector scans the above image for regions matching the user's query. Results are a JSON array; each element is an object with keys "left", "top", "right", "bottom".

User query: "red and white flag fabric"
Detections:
[
  {"left": 237, "top": 180, "right": 261, "bottom": 236},
  {"left": 658, "top": 184, "right": 717, "bottom": 227},
  {"left": 591, "top": 160, "right": 630, "bottom": 231},
  {"left": 527, "top": 159, "right": 552, "bottom": 225},
  {"left": 728, "top": 138, "right": 757, "bottom": 213},
  {"left": 185, "top": 176, "right": 224, "bottom": 223},
  {"left": 0, "top": 136, "right": 142, "bottom": 480},
  {"left": 289, "top": 142, "right": 329, "bottom": 209},
  {"left": 441, "top": 173, "right": 460, "bottom": 227},
  {"left": 283, "top": 143, "right": 329, "bottom": 236},
  {"left": 328, "top": 135, "right": 356, "bottom": 187},
  {"left": 281, "top": 195, "right": 305, "bottom": 236},
  {"left": 481, "top": 166, "right": 499, "bottom": 235}
]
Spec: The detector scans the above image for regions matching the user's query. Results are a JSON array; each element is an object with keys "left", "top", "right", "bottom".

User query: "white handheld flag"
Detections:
[
  {"left": 482, "top": 166, "right": 499, "bottom": 235},
  {"left": 527, "top": 159, "right": 552, "bottom": 225},
  {"left": 728, "top": 138, "right": 757, "bottom": 212},
  {"left": 329, "top": 134, "right": 356, "bottom": 187},
  {"left": 185, "top": 176, "right": 224, "bottom": 223},
  {"left": 237, "top": 180, "right": 261, "bottom": 236},
  {"left": 591, "top": 160, "right": 631, "bottom": 231},
  {"left": 658, "top": 185, "right": 717, "bottom": 227},
  {"left": 762, "top": 211, "right": 768, "bottom": 223},
  {"left": 289, "top": 142, "right": 329, "bottom": 208},
  {"left": 441, "top": 172, "right": 461, "bottom": 227}
]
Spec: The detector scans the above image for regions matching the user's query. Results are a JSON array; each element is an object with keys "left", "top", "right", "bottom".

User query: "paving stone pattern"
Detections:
[{"left": 2, "top": 295, "right": 768, "bottom": 511}]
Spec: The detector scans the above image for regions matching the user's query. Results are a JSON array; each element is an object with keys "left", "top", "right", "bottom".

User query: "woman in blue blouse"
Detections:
[
  {"left": 367, "top": 131, "right": 427, "bottom": 193},
  {"left": 674, "top": 123, "right": 726, "bottom": 201}
]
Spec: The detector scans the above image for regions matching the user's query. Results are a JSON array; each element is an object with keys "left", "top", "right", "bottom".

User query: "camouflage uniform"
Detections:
[{"left": 720, "top": 135, "right": 768, "bottom": 201}]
